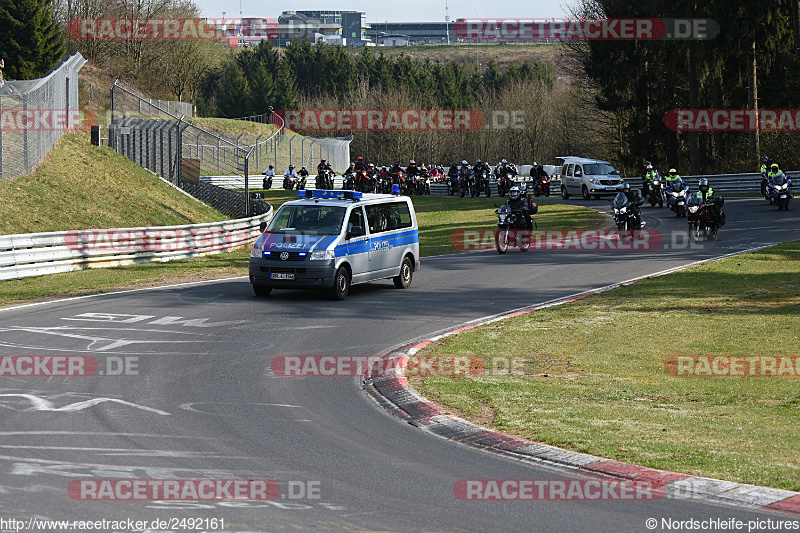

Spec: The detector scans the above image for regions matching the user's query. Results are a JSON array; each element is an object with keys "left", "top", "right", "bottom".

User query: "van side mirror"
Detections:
[
  {"left": 347, "top": 226, "right": 365, "bottom": 239},
  {"left": 259, "top": 222, "right": 267, "bottom": 232}
]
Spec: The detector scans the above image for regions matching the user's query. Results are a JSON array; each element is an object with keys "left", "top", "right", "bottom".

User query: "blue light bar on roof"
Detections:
[{"left": 298, "top": 190, "right": 363, "bottom": 200}]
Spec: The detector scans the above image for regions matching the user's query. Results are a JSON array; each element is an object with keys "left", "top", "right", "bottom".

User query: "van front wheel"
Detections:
[
  {"left": 332, "top": 266, "right": 351, "bottom": 300},
  {"left": 393, "top": 257, "right": 413, "bottom": 289}
]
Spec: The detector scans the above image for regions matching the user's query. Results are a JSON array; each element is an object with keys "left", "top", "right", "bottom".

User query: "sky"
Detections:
[{"left": 192, "top": 1, "right": 570, "bottom": 22}]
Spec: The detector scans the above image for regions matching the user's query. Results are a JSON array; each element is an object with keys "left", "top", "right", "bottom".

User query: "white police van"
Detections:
[{"left": 249, "top": 190, "right": 420, "bottom": 300}]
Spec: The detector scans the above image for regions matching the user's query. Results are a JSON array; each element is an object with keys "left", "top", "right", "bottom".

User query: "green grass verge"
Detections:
[
  {"left": 0, "top": 132, "right": 226, "bottom": 234},
  {"left": 414, "top": 240, "right": 800, "bottom": 491},
  {"left": 0, "top": 191, "right": 602, "bottom": 306}
]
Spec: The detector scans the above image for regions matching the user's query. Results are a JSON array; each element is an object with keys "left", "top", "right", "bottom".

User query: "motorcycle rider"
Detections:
[
  {"left": 530, "top": 161, "right": 549, "bottom": 191},
  {"left": 283, "top": 165, "right": 298, "bottom": 188},
  {"left": 760, "top": 156, "right": 773, "bottom": 201},
  {"left": 695, "top": 178, "right": 723, "bottom": 227},
  {"left": 354, "top": 156, "right": 368, "bottom": 172},
  {"left": 621, "top": 181, "right": 644, "bottom": 228},
  {"left": 507, "top": 186, "right": 535, "bottom": 230},
  {"left": 405, "top": 159, "right": 420, "bottom": 178},
  {"left": 642, "top": 161, "right": 658, "bottom": 198},
  {"left": 495, "top": 158, "right": 518, "bottom": 178},
  {"left": 317, "top": 158, "right": 332, "bottom": 176},
  {"left": 664, "top": 168, "right": 681, "bottom": 191},
  {"left": 447, "top": 162, "right": 460, "bottom": 191},
  {"left": 262, "top": 164, "right": 275, "bottom": 190},
  {"left": 473, "top": 159, "right": 491, "bottom": 176}
]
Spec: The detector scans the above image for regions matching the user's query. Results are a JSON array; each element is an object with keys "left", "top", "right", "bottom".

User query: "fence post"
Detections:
[
  {"left": 0, "top": 95, "right": 3, "bottom": 181},
  {"left": 244, "top": 151, "right": 250, "bottom": 217},
  {"left": 22, "top": 95, "right": 29, "bottom": 174}
]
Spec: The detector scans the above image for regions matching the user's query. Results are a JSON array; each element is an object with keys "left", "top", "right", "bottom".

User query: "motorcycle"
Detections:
[
  {"left": 532, "top": 176, "right": 550, "bottom": 197},
  {"left": 342, "top": 172, "right": 355, "bottom": 191},
  {"left": 475, "top": 171, "right": 491, "bottom": 197},
  {"left": 458, "top": 170, "right": 476, "bottom": 198},
  {"left": 665, "top": 180, "right": 689, "bottom": 218},
  {"left": 316, "top": 170, "right": 333, "bottom": 190},
  {"left": 447, "top": 172, "right": 459, "bottom": 196},
  {"left": 282, "top": 174, "right": 296, "bottom": 190},
  {"left": 496, "top": 173, "right": 513, "bottom": 197},
  {"left": 767, "top": 174, "right": 793, "bottom": 211},
  {"left": 687, "top": 195, "right": 725, "bottom": 241},
  {"left": 415, "top": 173, "right": 431, "bottom": 195},
  {"left": 646, "top": 174, "right": 664, "bottom": 207},
  {"left": 296, "top": 174, "right": 307, "bottom": 190},
  {"left": 612, "top": 192, "right": 645, "bottom": 232},
  {"left": 494, "top": 200, "right": 538, "bottom": 254},
  {"left": 262, "top": 173, "right": 273, "bottom": 190}
]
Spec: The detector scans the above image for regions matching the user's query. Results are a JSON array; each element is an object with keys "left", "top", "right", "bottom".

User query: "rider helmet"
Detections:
[
  {"left": 462, "top": 160, "right": 468, "bottom": 166},
  {"left": 669, "top": 168, "right": 677, "bottom": 176},
  {"left": 622, "top": 181, "right": 631, "bottom": 192},
  {"left": 771, "top": 163, "right": 780, "bottom": 172},
  {"left": 698, "top": 178, "right": 709, "bottom": 191},
  {"left": 502, "top": 159, "right": 508, "bottom": 165},
  {"left": 761, "top": 155, "right": 771, "bottom": 164},
  {"left": 509, "top": 186, "right": 521, "bottom": 200}
]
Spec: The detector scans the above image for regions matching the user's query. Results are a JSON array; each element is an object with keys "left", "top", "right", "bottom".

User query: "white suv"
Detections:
[{"left": 558, "top": 156, "right": 625, "bottom": 200}]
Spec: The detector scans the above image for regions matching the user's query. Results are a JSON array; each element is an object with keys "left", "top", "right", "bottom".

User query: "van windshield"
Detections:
[
  {"left": 267, "top": 205, "right": 347, "bottom": 235},
  {"left": 584, "top": 163, "right": 619, "bottom": 176}
]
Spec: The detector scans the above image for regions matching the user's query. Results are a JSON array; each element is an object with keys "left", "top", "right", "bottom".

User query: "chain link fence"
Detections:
[
  {"left": 109, "top": 81, "right": 273, "bottom": 218},
  {"left": 229, "top": 111, "right": 352, "bottom": 174},
  {"left": 0, "top": 52, "right": 87, "bottom": 182}
]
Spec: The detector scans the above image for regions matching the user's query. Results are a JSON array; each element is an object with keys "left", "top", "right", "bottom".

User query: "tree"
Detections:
[{"left": 0, "top": 0, "right": 64, "bottom": 79}]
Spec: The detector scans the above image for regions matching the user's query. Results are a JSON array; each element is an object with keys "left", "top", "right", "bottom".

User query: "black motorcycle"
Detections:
[
  {"left": 458, "top": 170, "right": 474, "bottom": 198},
  {"left": 494, "top": 201, "right": 538, "bottom": 254},
  {"left": 262, "top": 173, "right": 273, "bottom": 190},
  {"left": 475, "top": 171, "right": 491, "bottom": 197},
  {"left": 342, "top": 172, "right": 355, "bottom": 190},
  {"left": 612, "top": 192, "right": 645, "bottom": 232},
  {"left": 646, "top": 173, "right": 664, "bottom": 208}
]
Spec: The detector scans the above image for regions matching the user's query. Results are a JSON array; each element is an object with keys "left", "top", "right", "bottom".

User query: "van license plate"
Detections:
[{"left": 271, "top": 273, "right": 294, "bottom": 280}]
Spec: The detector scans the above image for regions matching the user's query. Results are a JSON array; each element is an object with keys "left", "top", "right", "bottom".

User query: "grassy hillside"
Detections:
[{"left": 0, "top": 132, "right": 227, "bottom": 235}]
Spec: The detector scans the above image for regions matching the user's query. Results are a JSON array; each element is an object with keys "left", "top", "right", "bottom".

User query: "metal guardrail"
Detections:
[{"left": 0, "top": 211, "right": 272, "bottom": 281}]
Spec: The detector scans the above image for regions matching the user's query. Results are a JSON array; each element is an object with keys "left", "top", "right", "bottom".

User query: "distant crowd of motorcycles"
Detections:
[
  {"left": 264, "top": 157, "right": 553, "bottom": 199},
  {"left": 262, "top": 154, "right": 792, "bottom": 247},
  {"left": 612, "top": 156, "right": 792, "bottom": 242}
]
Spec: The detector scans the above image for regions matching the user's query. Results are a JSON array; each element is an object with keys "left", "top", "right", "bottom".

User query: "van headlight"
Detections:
[
  {"left": 250, "top": 245, "right": 264, "bottom": 258},
  {"left": 310, "top": 250, "right": 335, "bottom": 260}
]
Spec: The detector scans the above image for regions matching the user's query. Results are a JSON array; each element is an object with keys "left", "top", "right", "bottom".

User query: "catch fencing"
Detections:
[
  {"left": 0, "top": 52, "right": 87, "bottom": 182},
  {"left": 109, "top": 81, "right": 281, "bottom": 217},
  {"left": 0, "top": 212, "right": 272, "bottom": 281},
  {"left": 229, "top": 111, "right": 352, "bottom": 174}
]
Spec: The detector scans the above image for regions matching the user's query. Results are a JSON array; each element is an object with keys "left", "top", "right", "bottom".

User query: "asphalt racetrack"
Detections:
[{"left": 0, "top": 197, "right": 798, "bottom": 532}]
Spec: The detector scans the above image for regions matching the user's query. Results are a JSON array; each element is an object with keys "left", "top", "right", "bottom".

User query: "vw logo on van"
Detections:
[{"left": 280, "top": 252, "right": 290, "bottom": 261}]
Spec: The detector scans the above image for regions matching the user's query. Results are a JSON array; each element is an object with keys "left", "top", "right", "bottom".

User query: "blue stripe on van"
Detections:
[{"left": 334, "top": 229, "right": 419, "bottom": 258}]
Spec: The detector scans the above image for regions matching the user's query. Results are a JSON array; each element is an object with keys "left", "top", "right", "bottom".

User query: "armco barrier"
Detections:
[{"left": 0, "top": 210, "right": 272, "bottom": 281}]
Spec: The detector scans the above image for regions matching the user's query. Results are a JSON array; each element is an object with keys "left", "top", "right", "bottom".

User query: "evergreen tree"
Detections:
[{"left": 0, "top": 0, "right": 64, "bottom": 79}]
